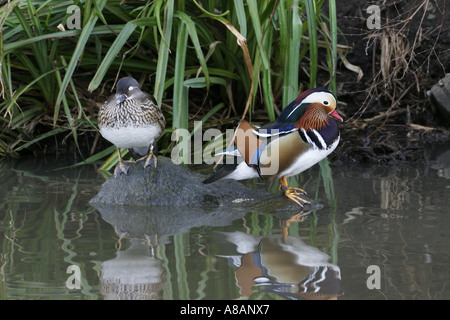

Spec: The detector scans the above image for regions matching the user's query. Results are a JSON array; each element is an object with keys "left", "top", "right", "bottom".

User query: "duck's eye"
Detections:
[
  {"left": 128, "top": 86, "right": 135, "bottom": 91},
  {"left": 323, "top": 100, "right": 329, "bottom": 105}
]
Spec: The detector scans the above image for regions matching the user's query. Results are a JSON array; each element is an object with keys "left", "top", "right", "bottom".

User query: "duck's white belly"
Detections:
[
  {"left": 278, "top": 136, "right": 340, "bottom": 178},
  {"left": 224, "top": 161, "right": 260, "bottom": 181},
  {"left": 100, "top": 125, "right": 161, "bottom": 149}
]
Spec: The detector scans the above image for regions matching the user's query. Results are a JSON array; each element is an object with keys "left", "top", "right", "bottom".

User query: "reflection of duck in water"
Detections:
[
  {"left": 217, "top": 231, "right": 341, "bottom": 300},
  {"left": 93, "top": 202, "right": 245, "bottom": 300},
  {"left": 100, "top": 239, "right": 165, "bottom": 300}
]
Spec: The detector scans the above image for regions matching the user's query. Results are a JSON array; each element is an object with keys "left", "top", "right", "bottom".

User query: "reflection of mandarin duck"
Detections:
[
  {"left": 203, "top": 89, "right": 343, "bottom": 208},
  {"left": 98, "top": 77, "right": 165, "bottom": 177},
  {"left": 218, "top": 232, "right": 341, "bottom": 300}
]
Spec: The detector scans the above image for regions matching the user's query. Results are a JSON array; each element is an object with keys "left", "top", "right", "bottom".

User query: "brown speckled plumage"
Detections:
[
  {"left": 98, "top": 77, "right": 166, "bottom": 176},
  {"left": 98, "top": 93, "right": 165, "bottom": 130}
]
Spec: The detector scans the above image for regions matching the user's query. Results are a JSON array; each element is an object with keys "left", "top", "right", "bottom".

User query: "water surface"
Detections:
[{"left": 0, "top": 145, "right": 449, "bottom": 300}]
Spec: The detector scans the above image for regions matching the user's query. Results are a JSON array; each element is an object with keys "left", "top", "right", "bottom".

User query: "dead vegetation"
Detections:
[{"left": 333, "top": 0, "right": 449, "bottom": 165}]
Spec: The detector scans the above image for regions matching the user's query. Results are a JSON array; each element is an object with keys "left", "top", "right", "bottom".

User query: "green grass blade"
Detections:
[
  {"left": 328, "top": 0, "right": 337, "bottom": 95},
  {"left": 88, "top": 23, "right": 137, "bottom": 92},
  {"left": 233, "top": 0, "right": 247, "bottom": 38},
  {"left": 2, "top": 26, "right": 126, "bottom": 53},
  {"left": 262, "top": 28, "right": 275, "bottom": 121},
  {"left": 172, "top": 22, "right": 188, "bottom": 130},
  {"left": 55, "top": 0, "right": 107, "bottom": 116},
  {"left": 278, "top": 0, "right": 288, "bottom": 65},
  {"left": 54, "top": 59, "right": 81, "bottom": 155},
  {"left": 64, "top": 145, "right": 117, "bottom": 169},
  {"left": 184, "top": 77, "right": 227, "bottom": 88},
  {"left": 60, "top": 56, "right": 83, "bottom": 119},
  {"left": 175, "top": 11, "right": 210, "bottom": 90},
  {"left": 282, "top": 0, "right": 302, "bottom": 107},
  {"left": 14, "top": 127, "right": 67, "bottom": 152},
  {"left": 154, "top": 0, "right": 174, "bottom": 105},
  {"left": 10, "top": 106, "right": 41, "bottom": 129},
  {"left": 246, "top": 0, "right": 269, "bottom": 70},
  {"left": 305, "top": 0, "right": 317, "bottom": 88},
  {"left": 318, "top": 157, "right": 337, "bottom": 212},
  {"left": 6, "top": 66, "right": 62, "bottom": 117}
]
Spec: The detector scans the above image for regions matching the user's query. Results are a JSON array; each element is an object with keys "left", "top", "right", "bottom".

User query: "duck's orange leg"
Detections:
[
  {"left": 279, "top": 176, "right": 307, "bottom": 194},
  {"left": 279, "top": 176, "right": 310, "bottom": 207}
]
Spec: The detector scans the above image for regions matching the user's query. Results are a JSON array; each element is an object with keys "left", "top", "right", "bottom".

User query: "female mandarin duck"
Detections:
[
  {"left": 98, "top": 77, "right": 165, "bottom": 177},
  {"left": 203, "top": 88, "right": 343, "bottom": 208}
]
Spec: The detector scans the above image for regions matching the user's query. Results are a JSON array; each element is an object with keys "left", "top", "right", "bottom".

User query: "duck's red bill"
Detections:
[{"left": 329, "top": 109, "right": 343, "bottom": 122}]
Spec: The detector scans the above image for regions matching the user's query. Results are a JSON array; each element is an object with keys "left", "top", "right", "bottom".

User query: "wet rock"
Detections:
[
  {"left": 90, "top": 156, "right": 263, "bottom": 207},
  {"left": 429, "top": 73, "right": 450, "bottom": 124},
  {"left": 89, "top": 156, "right": 321, "bottom": 214}
]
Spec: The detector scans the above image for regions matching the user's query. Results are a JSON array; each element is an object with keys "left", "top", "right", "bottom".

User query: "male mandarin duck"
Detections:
[
  {"left": 98, "top": 77, "right": 165, "bottom": 177},
  {"left": 203, "top": 88, "right": 343, "bottom": 208}
]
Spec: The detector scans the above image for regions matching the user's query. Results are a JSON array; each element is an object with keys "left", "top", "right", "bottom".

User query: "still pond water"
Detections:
[{"left": 0, "top": 143, "right": 449, "bottom": 300}]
